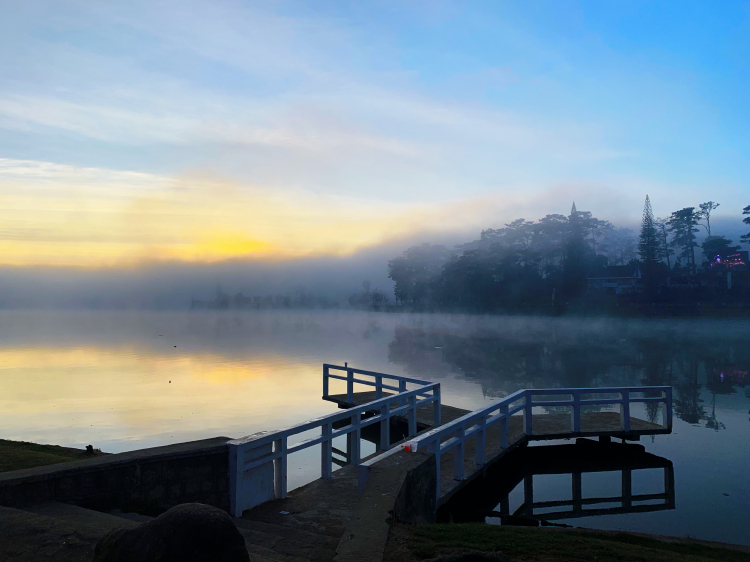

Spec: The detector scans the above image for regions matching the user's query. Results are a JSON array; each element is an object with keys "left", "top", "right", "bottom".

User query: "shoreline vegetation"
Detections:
[
  {"left": 385, "top": 199, "right": 750, "bottom": 317},
  {"left": 0, "top": 439, "right": 106, "bottom": 473},
  {"left": 385, "top": 523, "right": 750, "bottom": 562}
]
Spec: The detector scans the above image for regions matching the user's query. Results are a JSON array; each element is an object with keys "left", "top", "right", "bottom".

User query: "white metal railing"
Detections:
[
  {"left": 380, "top": 386, "right": 672, "bottom": 501},
  {"left": 228, "top": 364, "right": 441, "bottom": 517}
]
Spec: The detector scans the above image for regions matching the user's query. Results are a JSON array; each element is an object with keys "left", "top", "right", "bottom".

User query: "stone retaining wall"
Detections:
[{"left": 0, "top": 437, "right": 231, "bottom": 515}]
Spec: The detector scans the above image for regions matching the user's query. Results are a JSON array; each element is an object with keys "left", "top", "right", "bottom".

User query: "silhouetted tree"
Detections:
[
  {"left": 639, "top": 195, "right": 660, "bottom": 268},
  {"left": 561, "top": 202, "right": 592, "bottom": 300},
  {"left": 388, "top": 243, "right": 450, "bottom": 307},
  {"left": 742, "top": 205, "right": 750, "bottom": 244},
  {"left": 667, "top": 207, "right": 700, "bottom": 273},
  {"left": 697, "top": 201, "right": 720, "bottom": 236},
  {"left": 701, "top": 236, "right": 740, "bottom": 263},
  {"left": 655, "top": 217, "right": 673, "bottom": 268}
]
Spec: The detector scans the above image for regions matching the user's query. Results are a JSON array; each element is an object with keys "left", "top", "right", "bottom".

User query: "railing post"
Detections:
[
  {"left": 379, "top": 402, "right": 390, "bottom": 451},
  {"left": 572, "top": 472, "right": 582, "bottom": 515},
  {"left": 346, "top": 367, "right": 354, "bottom": 404},
  {"left": 622, "top": 468, "right": 632, "bottom": 509},
  {"left": 399, "top": 380, "right": 407, "bottom": 409},
  {"left": 273, "top": 437, "right": 288, "bottom": 499},
  {"left": 321, "top": 423, "right": 332, "bottom": 479},
  {"left": 408, "top": 395, "right": 417, "bottom": 437},
  {"left": 433, "top": 384, "right": 442, "bottom": 427},
  {"left": 350, "top": 412, "right": 361, "bottom": 465},
  {"left": 376, "top": 375, "right": 383, "bottom": 399},
  {"left": 323, "top": 365, "right": 329, "bottom": 399},
  {"left": 499, "top": 404, "right": 509, "bottom": 449},
  {"left": 475, "top": 415, "right": 486, "bottom": 466},
  {"left": 524, "top": 392, "right": 533, "bottom": 436},
  {"left": 664, "top": 465, "right": 675, "bottom": 508},
  {"left": 621, "top": 390, "right": 631, "bottom": 432},
  {"left": 229, "top": 442, "right": 243, "bottom": 517},
  {"left": 453, "top": 425, "right": 465, "bottom": 481},
  {"left": 427, "top": 438, "right": 441, "bottom": 500},
  {"left": 523, "top": 475, "right": 534, "bottom": 516},
  {"left": 572, "top": 390, "right": 581, "bottom": 433},
  {"left": 665, "top": 388, "right": 673, "bottom": 431}
]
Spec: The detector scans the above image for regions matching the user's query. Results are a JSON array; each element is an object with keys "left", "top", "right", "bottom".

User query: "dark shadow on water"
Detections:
[{"left": 438, "top": 439, "right": 675, "bottom": 526}]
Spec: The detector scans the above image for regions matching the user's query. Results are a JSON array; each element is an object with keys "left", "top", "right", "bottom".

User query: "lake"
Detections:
[{"left": 1, "top": 310, "right": 749, "bottom": 544}]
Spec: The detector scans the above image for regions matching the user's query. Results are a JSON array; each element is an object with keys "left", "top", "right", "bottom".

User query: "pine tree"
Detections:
[
  {"left": 638, "top": 195, "right": 660, "bottom": 267},
  {"left": 742, "top": 205, "right": 750, "bottom": 244},
  {"left": 561, "top": 202, "right": 590, "bottom": 300},
  {"left": 666, "top": 207, "right": 700, "bottom": 274}
]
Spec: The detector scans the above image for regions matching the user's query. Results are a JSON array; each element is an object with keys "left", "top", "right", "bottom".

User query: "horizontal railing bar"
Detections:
[
  {"left": 528, "top": 503, "right": 670, "bottom": 520},
  {"left": 532, "top": 492, "right": 668, "bottom": 509},
  {"left": 526, "top": 386, "right": 671, "bottom": 395},
  {"left": 532, "top": 399, "right": 621, "bottom": 407},
  {"left": 287, "top": 435, "right": 325, "bottom": 454},
  {"left": 323, "top": 364, "right": 433, "bottom": 386},
  {"left": 243, "top": 450, "right": 283, "bottom": 471},
  {"left": 324, "top": 374, "right": 400, "bottom": 392},
  {"left": 529, "top": 397, "right": 667, "bottom": 407}
]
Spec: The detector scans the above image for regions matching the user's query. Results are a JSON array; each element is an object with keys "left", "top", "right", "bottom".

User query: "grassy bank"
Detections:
[
  {"left": 386, "top": 523, "right": 750, "bottom": 562},
  {"left": 0, "top": 439, "right": 105, "bottom": 473}
]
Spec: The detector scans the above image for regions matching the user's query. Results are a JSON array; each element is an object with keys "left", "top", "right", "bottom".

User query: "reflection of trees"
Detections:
[
  {"left": 705, "top": 393, "right": 726, "bottom": 431},
  {"left": 672, "top": 355, "right": 705, "bottom": 424},
  {"left": 388, "top": 321, "right": 750, "bottom": 429},
  {"left": 637, "top": 338, "right": 672, "bottom": 425},
  {"left": 388, "top": 324, "right": 643, "bottom": 397}
]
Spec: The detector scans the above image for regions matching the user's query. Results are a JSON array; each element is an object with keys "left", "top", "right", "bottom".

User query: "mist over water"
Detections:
[{"left": 1, "top": 309, "right": 749, "bottom": 543}]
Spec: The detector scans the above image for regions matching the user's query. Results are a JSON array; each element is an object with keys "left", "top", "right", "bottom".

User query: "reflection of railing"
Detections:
[
  {"left": 408, "top": 387, "right": 672, "bottom": 500},
  {"left": 439, "top": 442, "right": 675, "bottom": 524},
  {"left": 228, "top": 364, "right": 441, "bottom": 516},
  {"left": 503, "top": 465, "right": 675, "bottom": 521}
]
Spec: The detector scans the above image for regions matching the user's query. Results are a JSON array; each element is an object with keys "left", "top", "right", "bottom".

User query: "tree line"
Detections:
[{"left": 387, "top": 198, "right": 750, "bottom": 312}]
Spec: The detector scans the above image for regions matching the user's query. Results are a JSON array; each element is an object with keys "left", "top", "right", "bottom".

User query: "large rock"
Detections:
[{"left": 93, "top": 503, "right": 249, "bottom": 562}]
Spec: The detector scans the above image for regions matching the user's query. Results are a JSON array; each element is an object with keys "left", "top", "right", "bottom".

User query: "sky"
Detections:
[{"left": 1, "top": 0, "right": 749, "bottom": 276}]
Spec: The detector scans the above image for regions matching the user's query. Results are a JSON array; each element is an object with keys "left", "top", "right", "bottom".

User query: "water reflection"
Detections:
[
  {"left": 439, "top": 441, "right": 675, "bottom": 525},
  {"left": 387, "top": 319, "right": 750, "bottom": 430}
]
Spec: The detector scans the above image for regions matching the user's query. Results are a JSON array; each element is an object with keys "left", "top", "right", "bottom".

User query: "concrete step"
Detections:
[
  {"left": 22, "top": 502, "right": 139, "bottom": 531},
  {"left": 0, "top": 506, "right": 117, "bottom": 562},
  {"left": 234, "top": 518, "right": 339, "bottom": 562}
]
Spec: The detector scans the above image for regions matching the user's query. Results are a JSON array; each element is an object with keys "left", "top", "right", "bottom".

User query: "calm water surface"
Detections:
[{"left": 1, "top": 310, "right": 748, "bottom": 544}]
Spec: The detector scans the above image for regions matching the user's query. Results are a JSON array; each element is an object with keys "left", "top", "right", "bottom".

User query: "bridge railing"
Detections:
[
  {"left": 228, "top": 364, "right": 441, "bottom": 517},
  {"left": 404, "top": 386, "right": 672, "bottom": 500},
  {"left": 322, "top": 363, "right": 438, "bottom": 405}
]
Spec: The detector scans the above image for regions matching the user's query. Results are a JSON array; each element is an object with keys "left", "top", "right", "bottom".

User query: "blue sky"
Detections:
[{"left": 1, "top": 0, "right": 748, "bottom": 266}]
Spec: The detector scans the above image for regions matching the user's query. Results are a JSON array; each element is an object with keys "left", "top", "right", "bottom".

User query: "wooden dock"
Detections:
[
  {"left": 329, "top": 391, "right": 666, "bottom": 505},
  {"left": 227, "top": 364, "right": 673, "bottom": 562}
]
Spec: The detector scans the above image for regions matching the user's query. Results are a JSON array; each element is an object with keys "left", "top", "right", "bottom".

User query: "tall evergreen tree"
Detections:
[
  {"left": 666, "top": 207, "right": 700, "bottom": 274},
  {"left": 638, "top": 195, "right": 660, "bottom": 267},
  {"left": 561, "top": 202, "right": 590, "bottom": 299},
  {"left": 742, "top": 205, "right": 750, "bottom": 244}
]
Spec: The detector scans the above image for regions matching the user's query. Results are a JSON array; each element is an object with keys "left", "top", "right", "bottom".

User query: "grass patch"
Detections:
[
  {"left": 0, "top": 439, "right": 104, "bottom": 472},
  {"left": 406, "top": 524, "right": 750, "bottom": 562}
]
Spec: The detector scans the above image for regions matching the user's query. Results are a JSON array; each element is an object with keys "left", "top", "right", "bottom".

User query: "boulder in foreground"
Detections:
[{"left": 93, "top": 503, "right": 249, "bottom": 562}]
